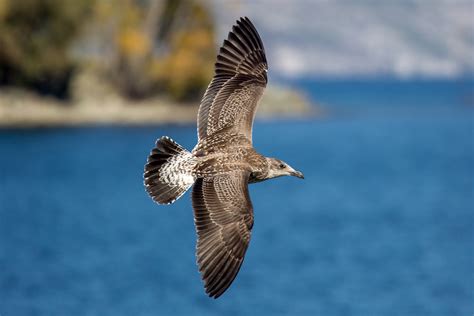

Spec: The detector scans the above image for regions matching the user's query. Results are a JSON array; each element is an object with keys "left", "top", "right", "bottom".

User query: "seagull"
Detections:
[{"left": 144, "top": 17, "right": 304, "bottom": 298}]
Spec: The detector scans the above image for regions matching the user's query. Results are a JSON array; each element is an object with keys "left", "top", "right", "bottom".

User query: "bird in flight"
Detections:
[{"left": 144, "top": 17, "right": 304, "bottom": 298}]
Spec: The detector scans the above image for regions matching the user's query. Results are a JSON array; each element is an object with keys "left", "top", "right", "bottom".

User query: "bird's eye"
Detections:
[{"left": 279, "top": 163, "right": 285, "bottom": 169}]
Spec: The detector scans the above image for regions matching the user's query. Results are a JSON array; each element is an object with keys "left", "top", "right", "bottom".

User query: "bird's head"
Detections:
[{"left": 265, "top": 158, "right": 304, "bottom": 180}]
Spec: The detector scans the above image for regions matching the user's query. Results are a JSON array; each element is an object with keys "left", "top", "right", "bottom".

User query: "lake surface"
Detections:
[{"left": 1, "top": 80, "right": 473, "bottom": 315}]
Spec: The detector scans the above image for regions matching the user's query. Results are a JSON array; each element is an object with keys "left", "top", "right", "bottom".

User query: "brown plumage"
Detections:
[{"left": 144, "top": 17, "right": 304, "bottom": 298}]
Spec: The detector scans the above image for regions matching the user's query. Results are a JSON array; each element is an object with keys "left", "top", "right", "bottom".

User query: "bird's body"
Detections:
[
  {"left": 193, "top": 132, "right": 266, "bottom": 179},
  {"left": 144, "top": 17, "right": 303, "bottom": 298}
]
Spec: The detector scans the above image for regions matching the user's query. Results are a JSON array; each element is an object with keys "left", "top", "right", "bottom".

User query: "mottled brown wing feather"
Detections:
[
  {"left": 197, "top": 17, "right": 268, "bottom": 143},
  {"left": 192, "top": 171, "right": 254, "bottom": 298}
]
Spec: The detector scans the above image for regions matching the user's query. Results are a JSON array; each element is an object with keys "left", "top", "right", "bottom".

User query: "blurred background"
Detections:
[{"left": 0, "top": 0, "right": 473, "bottom": 315}]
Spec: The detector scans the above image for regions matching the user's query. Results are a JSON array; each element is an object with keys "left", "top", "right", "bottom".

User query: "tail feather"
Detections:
[{"left": 144, "top": 136, "right": 196, "bottom": 205}]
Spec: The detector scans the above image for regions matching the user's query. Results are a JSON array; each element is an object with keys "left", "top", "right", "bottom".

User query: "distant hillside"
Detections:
[{"left": 212, "top": 1, "right": 473, "bottom": 79}]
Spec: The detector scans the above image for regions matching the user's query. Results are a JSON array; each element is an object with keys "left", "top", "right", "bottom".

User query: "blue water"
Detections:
[
  {"left": 1, "top": 80, "right": 473, "bottom": 315},
  {"left": 290, "top": 78, "right": 474, "bottom": 109}
]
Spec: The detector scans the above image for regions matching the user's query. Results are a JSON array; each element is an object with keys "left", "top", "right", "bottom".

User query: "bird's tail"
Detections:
[{"left": 144, "top": 136, "right": 196, "bottom": 205}]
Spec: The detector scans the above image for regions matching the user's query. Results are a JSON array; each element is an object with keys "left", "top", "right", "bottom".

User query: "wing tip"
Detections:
[
  {"left": 237, "top": 16, "right": 251, "bottom": 25},
  {"left": 204, "top": 259, "right": 243, "bottom": 299},
  {"left": 215, "top": 16, "right": 266, "bottom": 77}
]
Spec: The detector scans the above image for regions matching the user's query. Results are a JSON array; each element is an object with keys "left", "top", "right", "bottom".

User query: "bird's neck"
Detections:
[{"left": 248, "top": 156, "right": 271, "bottom": 183}]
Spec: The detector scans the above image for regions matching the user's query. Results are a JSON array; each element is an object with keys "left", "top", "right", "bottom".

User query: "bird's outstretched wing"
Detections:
[
  {"left": 192, "top": 170, "right": 254, "bottom": 298},
  {"left": 197, "top": 17, "right": 267, "bottom": 143}
]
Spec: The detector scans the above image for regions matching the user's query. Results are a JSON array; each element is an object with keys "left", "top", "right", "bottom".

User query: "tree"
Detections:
[
  {"left": 0, "top": 0, "right": 92, "bottom": 99},
  {"left": 110, "top": 0, "right": 216, "bottom": 100}
]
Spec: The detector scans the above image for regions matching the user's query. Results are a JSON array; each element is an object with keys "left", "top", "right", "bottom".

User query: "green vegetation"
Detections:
[
  {"left": 0, "top": 0, "right": 215, "bottom": 101},
  {"left": 0, "top": 0, "right": 91, "bottom": 98}
]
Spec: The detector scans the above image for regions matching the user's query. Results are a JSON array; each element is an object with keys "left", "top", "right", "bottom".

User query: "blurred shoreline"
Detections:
[
  {"left": 0, "top": 84, "right": 317, "bottom": 128},
  {"left": 1, "top": 0, "right": 324, "bottom": 129}
]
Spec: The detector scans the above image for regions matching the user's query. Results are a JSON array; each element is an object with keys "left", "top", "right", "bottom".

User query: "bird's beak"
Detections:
[{"left": 291, "top": 170, "right": 304, "bottom": 179}]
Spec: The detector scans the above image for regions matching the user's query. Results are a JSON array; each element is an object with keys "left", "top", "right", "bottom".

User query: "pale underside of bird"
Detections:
[{"left": 144, "top": 17, "right": 304, "bottom": 298}]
